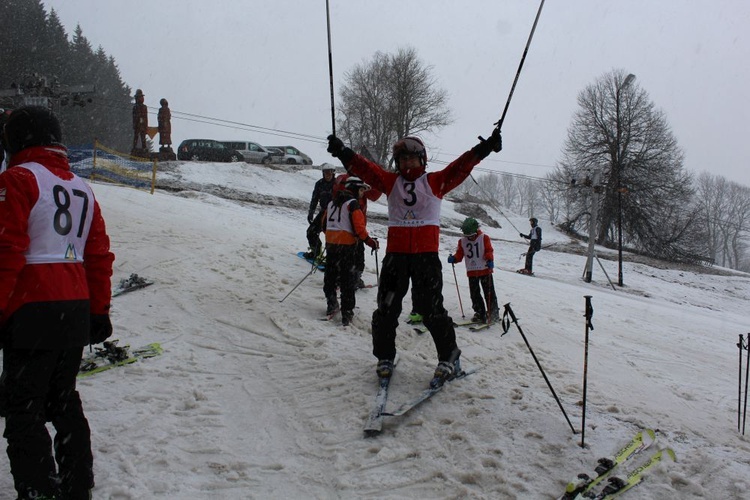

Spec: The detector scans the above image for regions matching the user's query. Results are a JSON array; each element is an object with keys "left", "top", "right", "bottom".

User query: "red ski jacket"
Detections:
[
  {"left": 345, "top": 150, "right": 481, "bottom": 254},
  {"left": 0, "top": 146, "right": 114, "bottom": 348}
]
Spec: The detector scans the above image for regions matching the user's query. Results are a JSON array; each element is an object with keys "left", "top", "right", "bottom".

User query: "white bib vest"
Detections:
[
  {"left": 388, "top": 175, "right": 441, "bottom": 228},
  {"left": 20, "top": 162, "right": 94, "bottom": 264},
  {"left": 461, "top": 235, "right": 488, "bottom": 272},
  {"left": 326, "top": 198, "right": 356, "bottom": 234}
]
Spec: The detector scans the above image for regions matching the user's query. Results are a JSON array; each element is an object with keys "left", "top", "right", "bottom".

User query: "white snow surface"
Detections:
[{"left": 2, "top": 161, "right": 750, "bottom": 499}]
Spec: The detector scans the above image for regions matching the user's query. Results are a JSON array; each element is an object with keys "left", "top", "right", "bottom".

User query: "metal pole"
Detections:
[
  {"left": 740, "top": 334, "right": 745, "bottom": 433},
  {"left": 616, "top": 73, "right": 635, "bottom": 287},
  {"left": 581, "top": 296, "right": 594, "bottom": 447},
  {"left": 495, "top": 0, "right": 546, "bottom": 130},
  {"left": 325, "top": 0, "right": 336, "bottom": 136},
  {"left": 584, "top": 171, "right": 601, "bottom": 283},
  {"left": 374, "top": 247, "right": 379, "bottom": 286},
  {"left": 279, "top": 268, "right": 315, "bottom": 303},
  {"left": 452, "top": 263, "right": 465, "bottom": 318},
  {"left": 743, "top": 334, "right": 749, "bottom": 435}
]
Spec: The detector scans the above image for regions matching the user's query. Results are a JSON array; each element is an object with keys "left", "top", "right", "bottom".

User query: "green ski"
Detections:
[
  {"left": 559, "top": 429, "right": 656, "bottom": 499},
  {"left": 594, "top": 448, "right": 676, "bottom": 499}
]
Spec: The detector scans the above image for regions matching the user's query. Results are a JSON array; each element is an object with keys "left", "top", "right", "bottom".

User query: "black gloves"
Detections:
[
  {"left": 472, "top": 127, "right": 503, "bottom": 160},
  {"left": 89, "top": 314, "right": 113, "bottom": 344},
  {"left": 327, "top": 135, "right": 344, "bottom": 156},
  {"left": 307, "top": 212, "right": 314, "bottom": 224},
  {"left": 327, "top": 135, "right": 355, "bottom": 165}
]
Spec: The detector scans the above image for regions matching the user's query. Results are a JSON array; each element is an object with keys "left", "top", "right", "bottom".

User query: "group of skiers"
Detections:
[
  {"left": 310, "top": 128, "right": 509, "bottom": 387},
  {"left": 303, "top": 129, "right": 547, "bottom": 384},
  {"left": 303, "top": 131, "right": 546, "bottom": 387}
]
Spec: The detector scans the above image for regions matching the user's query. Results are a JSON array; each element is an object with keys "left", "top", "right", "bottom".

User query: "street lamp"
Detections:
[{"left": 616, "top": 73, "right": 635, "bottom": 287}]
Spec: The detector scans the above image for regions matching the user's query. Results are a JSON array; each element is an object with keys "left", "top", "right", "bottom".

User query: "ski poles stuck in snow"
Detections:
[
  {"left": 739, "top": 333, "right": 749, "bottom": 435},
  {"left": 581, "top": 295, "right": 594, "bottom": 447}
]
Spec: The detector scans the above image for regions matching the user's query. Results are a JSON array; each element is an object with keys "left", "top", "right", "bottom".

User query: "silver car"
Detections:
[
  {"left": 267, "top": 145, "right": 313, "bottom": 165},
  {"left": 219, "top": 141, "right": 283, "bottom": 164}
]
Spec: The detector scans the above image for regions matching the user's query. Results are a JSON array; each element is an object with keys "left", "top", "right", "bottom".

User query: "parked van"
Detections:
[
  {"left": 219, "top": 141, "right": 284, "bottom": 164},
  {"left": 266, "top": 145, "right": 313, "bottom": 165},
  {"left": 177, "top": 139, "right": 244, "bottom": 162}
]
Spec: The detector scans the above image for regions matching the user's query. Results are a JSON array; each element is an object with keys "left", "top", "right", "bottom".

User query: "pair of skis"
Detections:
[
  {"left": 79, "top": 340, "right": 163, "bottom": 377},
  {"left": 363, "top": 359, "right": 479, "bottom": 437},
  {"left": 412, "top": 319, "right": 493, "bottom": 335},
  {"left": 559, "top": 429, "right": 676, "bottom": 499}
]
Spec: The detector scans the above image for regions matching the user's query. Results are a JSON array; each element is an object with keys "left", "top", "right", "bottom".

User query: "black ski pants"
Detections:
[
  {"left": 355, "top": 239, "right": 365, "bottom": 275},
  {"left": 306, "top": 211, "right": 325, "bottom": 256},
  {"left": 524, "top": 243, "right": 539, "bottom": 272},
  {"left": 372, "top": 253, "right": 457, "bottom": 362},
  {"left": 468, "top": 274, "right": 500, "bottom": 320},
  {"left": 324, "top": 243, "right": 358, "bottom": 313},
  {"left": 2, "top": 347, "right": 94, "bottom": 499}
]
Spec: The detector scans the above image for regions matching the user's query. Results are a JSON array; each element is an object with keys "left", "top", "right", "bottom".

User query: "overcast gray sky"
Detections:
[{"left": 49, "top": 0, "right": 749, "bottom": 186}]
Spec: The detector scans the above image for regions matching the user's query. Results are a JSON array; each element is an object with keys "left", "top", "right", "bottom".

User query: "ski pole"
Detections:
[
  {"left": 503, "top": 302, "right": 577, "bottom": 434},
  {"left": 451, "top": 263, "right": 465, "bottom": 318},
  {"left": 737, "top": 333, "right": 750, "bottom": 432},
  {"left": 581, "top": 295, "right": 594, "bottom": 447},
  {"left": 280, "top": 268, "right": 315, "bottom": 303},
  {"left": 495, "top": 0, "right": 546, "bottom": 131},
  {"left": 743, "top": 333, "right": 749, "bottom": 435},
  {"left": 484, "top": 274, "right": 493, "bottom": 325},
  {"left": 325, "top": 0, "right": 336, "bottom": 136},
  {"left": 373, "top": 247, "right": 380, "bottom": 286}
]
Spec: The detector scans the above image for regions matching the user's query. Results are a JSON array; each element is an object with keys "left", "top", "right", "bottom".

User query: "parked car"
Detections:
[
  {"left": 266, "top": 145, "right": 313, "bottom": 165},
  {"left": 219, "top": 141, "right": 284, "bottom": 164},
  {"left": 177, "top": 139, "right": 243, "bottom": 162}
]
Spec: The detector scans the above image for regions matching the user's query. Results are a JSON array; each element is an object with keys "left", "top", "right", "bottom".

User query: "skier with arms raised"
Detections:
[{"left": 327, "top": 128, "right": 502, "bottom": 387}]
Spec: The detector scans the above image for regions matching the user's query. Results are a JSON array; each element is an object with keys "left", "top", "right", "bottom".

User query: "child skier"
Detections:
[
  {"left": 333, "top": 173, "right": 382, "bottom": 289},
  {"left": 448, "top": 218, "right": 500, "bottom": 324},
  {"left": 322, "top": 177, "right": 379, "bottom": 325},
  {"left": 327, "top": 126, "right": 502, "bottom": 387}
]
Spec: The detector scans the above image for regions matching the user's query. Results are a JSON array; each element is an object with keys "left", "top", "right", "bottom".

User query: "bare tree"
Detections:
[
  {"left": 695, "top": 173, "right": 750, "bottom": 269},
  {"left": 336, "top": 47, "right": 452, "bottom": 167},
  {"left": 552, "top": 69, "right": 696, "bottom": 261}
]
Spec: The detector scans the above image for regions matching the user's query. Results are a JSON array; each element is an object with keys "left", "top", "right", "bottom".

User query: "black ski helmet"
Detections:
[
  {"left": 3, "top": 106, "right": 62, "bottom": 155},
  {"left": 461, "top": 217, "right": 479, "bottom": 235},
  {"left": 530, "top": 217, "right": 538, "bottom": 225}
]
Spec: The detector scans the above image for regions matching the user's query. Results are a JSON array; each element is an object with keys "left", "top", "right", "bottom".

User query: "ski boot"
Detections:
[
  {"left": 407, "top": 311, "right": 423, "bottom": 324},
  {"left": 376, "top": 359, "right": 394, "bottom": 379},
  {"left": 471, "top": 312, "right": 486, "bottom": 323},
  {"left": 325, "top": 298, "right": 340, "bottom": 317},
  {"left": 430, "top": 349, "right": 462, "bottom": 389},
  {"left": 341, "top": 310, "right": 353, "bottom": 326}
]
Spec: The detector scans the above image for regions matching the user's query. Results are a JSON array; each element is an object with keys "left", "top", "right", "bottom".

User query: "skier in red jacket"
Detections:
[
  {"left": 327, "top": 128, "right": 502, "bottom": 387},
  {"left": 448, "top": 217, "right": 500, "bottom": 324},
  {"left": 0, "top": 106, "right": 114, "bottom": 499}
]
